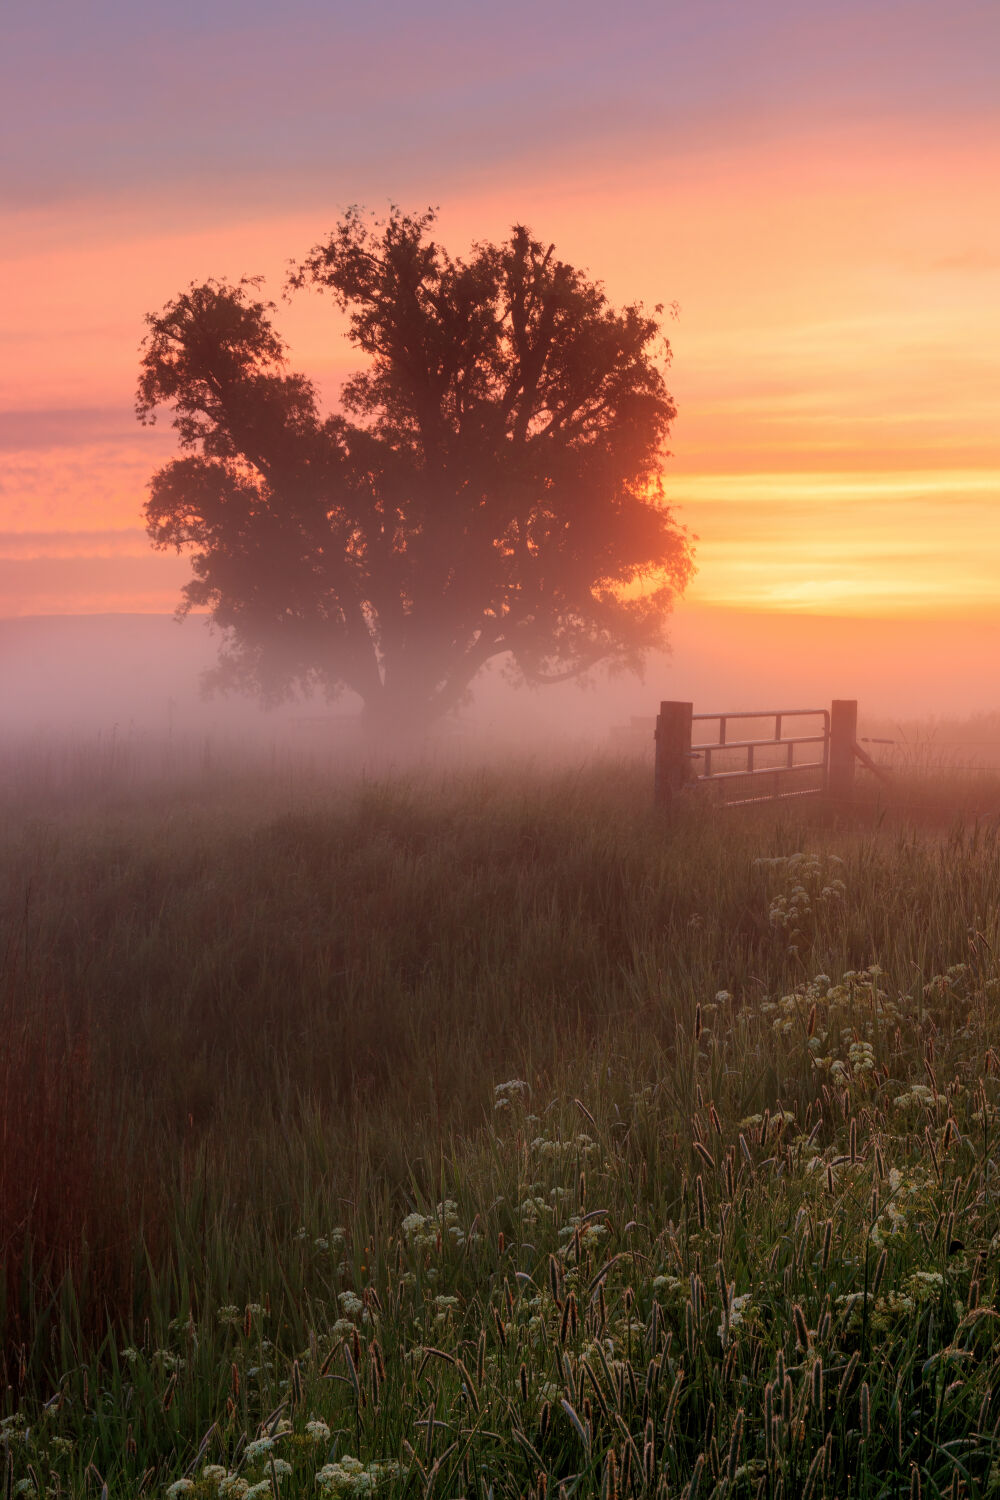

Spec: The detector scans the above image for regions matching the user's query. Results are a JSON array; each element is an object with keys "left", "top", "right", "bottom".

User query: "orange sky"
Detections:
[{"left": 2, "top": 2, "right": 998, "bottom": 626}]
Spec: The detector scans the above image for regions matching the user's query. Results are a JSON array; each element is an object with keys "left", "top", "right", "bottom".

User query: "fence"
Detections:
[{"left": 653, "top": 698, "right": 886, "bottom": 807}]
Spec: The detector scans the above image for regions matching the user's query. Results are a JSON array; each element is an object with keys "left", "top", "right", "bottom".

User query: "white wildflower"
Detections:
[
  {"left": 243, "top": 1437, "right": 274, "bottom": 1463},
  {"left": 493, "top": 1079, "right": 529, "bottom": 1109},
  {"left": 218, "top": 1479, "right": 249, "bottom": 1499}
]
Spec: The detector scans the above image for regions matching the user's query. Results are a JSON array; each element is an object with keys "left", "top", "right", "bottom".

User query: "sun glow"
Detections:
[
  {"left": 670, "top": 469, "right": 1000, "bottom": 617},
  {"left": 2, "top": 31, "right": 998, "bottom": 628}
]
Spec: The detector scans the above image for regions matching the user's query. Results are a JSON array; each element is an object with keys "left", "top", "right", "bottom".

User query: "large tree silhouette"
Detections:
[{"left": 138, "top": 208, "right": 694, "bottom": 732}]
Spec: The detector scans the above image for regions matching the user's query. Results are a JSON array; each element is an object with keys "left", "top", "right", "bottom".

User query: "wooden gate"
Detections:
[{"left": 654, "top": 699, "right": 863, "bottom": 807}]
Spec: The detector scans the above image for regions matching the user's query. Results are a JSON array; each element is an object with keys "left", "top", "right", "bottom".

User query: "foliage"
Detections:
[{"left": 136, "top": 209, "right": 693, "bottom": 731}]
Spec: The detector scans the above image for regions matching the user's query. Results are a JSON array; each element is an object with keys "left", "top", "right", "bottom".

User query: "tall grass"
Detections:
[{"left": 2, "top": 738, "right": 1000, "bottom": 1495}]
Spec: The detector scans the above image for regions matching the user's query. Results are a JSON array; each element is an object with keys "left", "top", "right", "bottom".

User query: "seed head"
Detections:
[
  {"left": 792, "top": 1303, "right": 810, "bottom": 1352},
  {"left": 696, "top": 1174, "right": 707, "bottom": 1231}
]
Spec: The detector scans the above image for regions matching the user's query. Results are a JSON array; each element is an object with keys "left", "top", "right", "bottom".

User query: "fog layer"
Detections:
[{"left": 3, "top": 605, "right": 998, "bottom": 748}]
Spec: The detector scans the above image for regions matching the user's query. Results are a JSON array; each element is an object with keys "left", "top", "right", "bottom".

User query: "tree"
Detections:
[{"left": 137, "top": 208, "right": 694, "bottom": 734}]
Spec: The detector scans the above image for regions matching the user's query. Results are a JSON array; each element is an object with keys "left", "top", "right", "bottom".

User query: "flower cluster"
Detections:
[
  {"left": 557, "top": 1212, "right": 609, "bottom": 1254},
  {"left": 433, "top": 1293, "right": 460, "bottom": 1325},
  {"left": 315, "top": 1456, "right": 401, "bottom": 1496},
  {"left": 870, "top": 1165, "right": 935, "bottom": 1248},
  {"left": 517, "top": 1183, "right": 574, "bottom": 1227},
  {"left": 0, "top": 1415, "right": 26, "bottom": 1447},
  {"left": 493, "top": 1078, "right": 529, "bottom": 1110},
  {"left": 844, "top": 1039, "right": 876, "bottom": 1075},
  {"left": 652, "top": 1274, "right": 687, "bottom": 1306},
  {"left": 155, "top": 1418, "right": 401, "bottom": 1500},
  {"left": 921, "top": 964, "right": 980, "bottom": 1033},
  {"left": 530, "top": 1132, "right": 597, "bottom": 1163},
  {"left": 891, "top": 1083, "right": 938, "bottom": 1113},
  {"left": 401, "top": 1199, "right": 466, "bottom": 1253},
  {"left": 759, "top": 967, "right": 912, "bottom": 1089},
  {"left": 717, "top": 1290, "right": 752, "bottom": 1348},
  {"left": 294, "top": 1225, "right": 347, "bottom": 1257},
  {"left": 756, "top": 852, "right": 847, "bottom": 953}
]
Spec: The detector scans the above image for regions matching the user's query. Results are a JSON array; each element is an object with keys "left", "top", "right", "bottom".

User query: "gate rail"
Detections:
[{"left": 654, "top": 699, "right": 866, "bottom": 807}]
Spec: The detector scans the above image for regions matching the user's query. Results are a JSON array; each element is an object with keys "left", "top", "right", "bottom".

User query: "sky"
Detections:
[{"left": 2, "top": 0, "right": 999, "bottom": 627}]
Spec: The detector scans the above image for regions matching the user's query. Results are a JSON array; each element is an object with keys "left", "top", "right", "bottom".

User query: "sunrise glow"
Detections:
[{"left": 2, "top": 2, "right": 998, "bottom": 635}]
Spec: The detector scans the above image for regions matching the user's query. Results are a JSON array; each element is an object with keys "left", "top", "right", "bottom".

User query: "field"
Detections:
[{"left": 3, "top": 735, "right": 1000, "bottom": 1498}]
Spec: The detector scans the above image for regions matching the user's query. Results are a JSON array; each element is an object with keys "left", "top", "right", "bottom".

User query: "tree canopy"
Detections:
[{"left": 137, "top": 208, "right": 694, "bottom": 732}]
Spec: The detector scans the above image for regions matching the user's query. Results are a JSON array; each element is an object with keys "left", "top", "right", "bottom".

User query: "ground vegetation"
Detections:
[{"left": 2, "top": 743, "right": 1000, "bottom": 1496}]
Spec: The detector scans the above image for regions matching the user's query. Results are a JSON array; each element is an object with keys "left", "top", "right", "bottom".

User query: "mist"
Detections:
[{"left": 4, "top": 602, "right": 1000, "bottom": 757}]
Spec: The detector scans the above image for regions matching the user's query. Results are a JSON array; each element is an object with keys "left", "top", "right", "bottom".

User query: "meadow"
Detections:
[{"left": 3, "top": 733, "right": 1000, "bottom": 1498}]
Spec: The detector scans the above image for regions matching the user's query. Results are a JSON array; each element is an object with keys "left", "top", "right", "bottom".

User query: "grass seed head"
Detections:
[
  {"left": 696, "top": 1174, "right": 707, "bottom": 1231},
  {"left": 821, "top": 1217, "right": 833, "bottom": 1269},
  {"left": 726, "top": 1408, "right": 744, "bottom": 1479},
  {"left": 871, "top": 1249, "right": 888, "bottom": 1298},
  {"left": 792, "top": 1304, "right": 810, "bottom": 1352},
  {"left": 603, "top": 1447, "right": 618, "bottom": 1500},
  {"left": 492, "top": 1305, "right": 507, "bottom": 1347}
]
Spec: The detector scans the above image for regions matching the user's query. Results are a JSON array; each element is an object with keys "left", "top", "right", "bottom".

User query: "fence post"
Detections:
[
  {"left": 828, "top": 699, "right": 858, "bottom": 803},
  {"left": 654, "top": 701, "right": 693, "bottom": 807}
]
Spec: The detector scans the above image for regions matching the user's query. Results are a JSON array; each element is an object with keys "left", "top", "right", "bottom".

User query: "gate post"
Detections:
[
  {"left": 828, "top": 699, "right": 858, "bottom": 804},
  {"left": 654, "top": 701, "right": 693, "bottom": 807}
]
